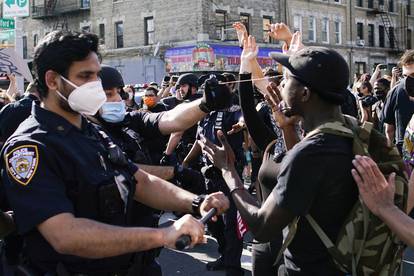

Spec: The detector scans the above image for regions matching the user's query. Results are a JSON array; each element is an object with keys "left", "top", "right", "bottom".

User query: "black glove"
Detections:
[
  {"left": 174, "top": 165, "right": 206, "bottom": 194},
  {"left": 199, "top": 75, "right": 232, "bottom": 113}
]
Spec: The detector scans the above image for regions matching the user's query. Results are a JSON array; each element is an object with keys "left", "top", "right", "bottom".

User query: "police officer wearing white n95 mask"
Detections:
[{"left": 0, "top": 30, "right": 230, "bottom": 275}]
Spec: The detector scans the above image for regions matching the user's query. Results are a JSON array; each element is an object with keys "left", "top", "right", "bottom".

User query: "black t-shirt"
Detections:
[
  {"left": 382, "top": 79, "right": 414, "bottom": 147},
  {"left": 276, "top": 132, "right": 358, "bottom": 275}
]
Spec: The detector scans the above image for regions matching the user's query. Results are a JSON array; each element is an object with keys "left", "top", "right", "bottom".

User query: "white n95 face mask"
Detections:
[{"left": 57, "top": 75, "right": 106, "bottom": 116}]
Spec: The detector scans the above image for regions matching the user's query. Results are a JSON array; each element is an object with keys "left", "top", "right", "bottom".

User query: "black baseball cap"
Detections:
[{"left": 269, "top": 47, "right": 349, "bottom": 105}]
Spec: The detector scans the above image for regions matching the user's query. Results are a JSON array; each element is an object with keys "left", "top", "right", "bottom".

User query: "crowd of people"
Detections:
[{"left": 0, "top": 21, "right": 413, "bottom": 276}]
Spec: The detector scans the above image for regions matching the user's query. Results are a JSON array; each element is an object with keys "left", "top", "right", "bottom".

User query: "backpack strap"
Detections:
[
  {"left": 305, "top": 215, "right": 352, "bottom": 274},
  {"left": 274, "top": 217, "right": 300, "bottom": 266},
  {"left": 263, "top": 139, "right": 277, "bottom": 160}
]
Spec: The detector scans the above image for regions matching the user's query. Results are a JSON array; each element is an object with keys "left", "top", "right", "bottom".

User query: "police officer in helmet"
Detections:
[{"left": 0, "top": 30, "right": 230, "bottom": 275}]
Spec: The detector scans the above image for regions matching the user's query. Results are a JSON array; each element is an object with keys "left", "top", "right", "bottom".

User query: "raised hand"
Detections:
[
  {"left": 241, "top": 35, "right": 259, "bottom": 62},
  {"left": 267, "top": 23, "right": 293, "bottom": 43},
  {"left": 265, "top": 83, "right": 300, "bottom": 129},
  {"left": 233, "top": 22, "right": 248, "bottom": 46},
  {"left": 284, "top": 31, "right": 305, "bottom": 55},
  {"left": 351, "top": 155, "right": 396, "bottom": 216}
]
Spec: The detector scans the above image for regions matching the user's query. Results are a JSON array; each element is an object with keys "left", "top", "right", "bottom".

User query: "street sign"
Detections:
[
  {"left": 0, "top": 19, "right": 15, "bottom": 29},
  {"left": 3, "top": 0, "right": 29, "bottom": 18}
]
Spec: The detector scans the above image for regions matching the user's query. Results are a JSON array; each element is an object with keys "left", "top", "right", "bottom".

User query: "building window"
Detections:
[
  {"left": 408, "top": 29, "right": 412, "bottom": 49},
  {"left": 334, "top": 0, "right": 340, "bottom": 2},
  {"left": 357, "top": 0, "right": 363, "bottom": 7},
  {"left": 115, "top": 21, "right": 123, "bottom": 48},
  {"left": 379, "top": 25, "right": 385, "bottom": 47},
  {"left": 240, "top": 13, "right": 250, "bottom": 34},
  {"left": 355, "top": 62, "right": 366, "bottom": 75},
  {"left": 293, "top": 15, "right": 302, "bottom": 34},
  {"left": 389, "top": 27, "right": 395, "bottom": 48},
  {"left": 368, "top": 24, "right": 375, "bottom": 47},
  {"left": 81, "top": 25, "right": 90, "bottom": 33},
  {"left": 33, "top": 34, "right": 38, "bottom": 47},
  {"left": 357, "top": 22, "right": 364, "bottom": 40},
  {"left": 368, "top": 0, "right": 374, "bottom": 8},
  {"left": 215, "top": 10, "right": 227, "bottom": 40},
  {"left": 408, "top": 1, "right": 411, "bottom": 16},
  {"left": 144, "top": 17, "right": 154, "bottom": 45},
  {"left": 389, "top": 0, "right": 394, "bottom": 12},
  {"left": 308, "top": 16, "right": 316, "bottom": 42},
  {"left": 22, "top": 36, "right": 27, "bottom": 59},
  {"left": 334, "top": 21, "right": 342, "bottom": 44},
  {"left": 98, "top": 24, "right": 105, "bottom": 44},
  {"left": 263, "top": 16, "right": 272, "bottom": 43},
  {"left": 379, "top": 0, "right": 384, "bottom": 5},
  {"left": 81, "top": 0, "right": 90, "bottom": 8},
  {"left": 321, "top": 18, "right": 329, "bottom": 43}
]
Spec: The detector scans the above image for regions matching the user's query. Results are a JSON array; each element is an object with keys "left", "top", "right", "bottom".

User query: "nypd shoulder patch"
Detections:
[{"left": 5, "top": 145, "right": 39, "bottom": 186}]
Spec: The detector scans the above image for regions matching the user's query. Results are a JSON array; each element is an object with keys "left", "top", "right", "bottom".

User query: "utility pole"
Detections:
[{"left": 14, "top": 16, "right": 24, "bottom": 93}]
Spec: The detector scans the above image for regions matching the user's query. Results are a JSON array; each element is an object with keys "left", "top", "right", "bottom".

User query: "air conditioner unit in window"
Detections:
[
  {"left": 379, "top": 5, "right": 385, "bottom": 11},
  {"left": 356, "top": 39, "right": 365, "bottom": 47}
]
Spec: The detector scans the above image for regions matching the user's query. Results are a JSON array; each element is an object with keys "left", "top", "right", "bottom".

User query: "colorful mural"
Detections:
[{"left": 165, "top": 43, "right": 281, "bottom": 73}]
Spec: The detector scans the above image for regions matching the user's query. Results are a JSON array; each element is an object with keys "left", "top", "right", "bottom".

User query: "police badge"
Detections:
[{"left": 6, "top": 145, "right": 39, "bottom": 186}]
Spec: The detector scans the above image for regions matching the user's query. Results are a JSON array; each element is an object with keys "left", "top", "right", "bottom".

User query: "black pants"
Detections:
[
  {"left": 252, "top": 238, "right": 283, "bottom": 276},
  {"left": 206, "top": 178, "right": 243, "bottom": 269}
]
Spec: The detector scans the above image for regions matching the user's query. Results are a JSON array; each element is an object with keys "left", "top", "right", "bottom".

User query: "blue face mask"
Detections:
[
  {"left": 101, "top": 101, "right": 126, "bottom": 123},
  {"left": 134, "top": 94, "right": 142, "bottom": 106}
]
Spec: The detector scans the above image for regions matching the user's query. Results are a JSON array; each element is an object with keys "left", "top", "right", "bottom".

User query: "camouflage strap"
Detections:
[
  {"left": 273, "top": 217, "right": 300, "bottom": 266},
  {"left": 305, "top": 215, "right": 351, "bottom": 274}
]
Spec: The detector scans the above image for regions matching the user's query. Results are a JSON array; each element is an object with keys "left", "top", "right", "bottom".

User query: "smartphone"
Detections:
[
  {"left": 379, "top": 64, "right": 387, "bottom": 70},
  {"left": 163, "top": 76, "right": 171, "bottom": 82},
  {"left": 171, "top": 76, "right": 179, "bottom": 83}
]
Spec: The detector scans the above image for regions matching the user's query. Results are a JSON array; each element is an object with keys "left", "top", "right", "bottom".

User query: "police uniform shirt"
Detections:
[
  {"left": 197, "top": 106, "right": 244, "bottom": 166},
  {"left": 1, "top": 104, "right": 138, "bottom": 273},
  {"left": 0, "top": 94, "right": 39, "bottom": 143}
]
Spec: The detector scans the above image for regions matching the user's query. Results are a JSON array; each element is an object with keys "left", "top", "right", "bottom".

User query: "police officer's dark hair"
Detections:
[{"left": 33, "top": 30, "right": 99, "bottom": 99}]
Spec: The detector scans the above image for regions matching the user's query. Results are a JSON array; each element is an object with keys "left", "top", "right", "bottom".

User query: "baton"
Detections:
[{"left": 175, "top": 208, "right": 217, "bottom": 250}]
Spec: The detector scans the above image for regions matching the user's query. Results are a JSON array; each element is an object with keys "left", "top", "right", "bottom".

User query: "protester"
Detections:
[
  {"left": 0, "top": 30, "right": 230, "bottom": 275},
  {"left": 372, "top": 78, "right": 391, "bottom": 133},
  {"left": 142, "top": 85, "right": 167, "bottom": 113},
  {"left": 382, "top": 50, "right": 414, "bottom": 153},
  {"left": 200, "top": 38, "right": 358, "bottom": 275}
]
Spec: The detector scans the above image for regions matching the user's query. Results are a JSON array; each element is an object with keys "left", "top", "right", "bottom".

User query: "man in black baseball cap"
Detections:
[
  {"left": 211, "top": 43, "right": 358, "bottom": 275},
  {"left": 269, "top": 46, "right": 349, "bottom": 119}
]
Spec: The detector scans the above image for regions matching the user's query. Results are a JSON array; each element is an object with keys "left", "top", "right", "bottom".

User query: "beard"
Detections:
[{"left": 56, "top": 84, "right": 78, "bottom": 115}]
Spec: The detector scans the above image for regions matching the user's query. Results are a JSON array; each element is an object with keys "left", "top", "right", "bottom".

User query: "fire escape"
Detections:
[
  {"left": 367, "top": 1, "right": 403, "bottom": 54},
  {"left": 31, "top": 0, "right": 90, "bottom": 30}
]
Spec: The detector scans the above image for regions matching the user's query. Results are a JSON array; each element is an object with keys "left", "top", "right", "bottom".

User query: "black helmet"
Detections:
[
  {"left": 99, "top": 65, "right": 124, "bottom": 90},
  {"left": 176, "top": 73, "right": 198, "bottom": 89}
]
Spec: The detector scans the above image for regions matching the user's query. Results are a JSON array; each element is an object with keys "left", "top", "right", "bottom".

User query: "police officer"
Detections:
[
  {"left": 96, "top": 65, "right": 206, "bottom": 275},
  {"left": 0, "top": 82, "right": 39, "bottom": 146},
  {"left": 184, "top": 75, "right": 245, "bottom": 276},
  {"left": 161, "top": 73, "right": 204, "bottom": 166},
  {"left": 0, "top": 30, "right": 230, "bottom": 275}
]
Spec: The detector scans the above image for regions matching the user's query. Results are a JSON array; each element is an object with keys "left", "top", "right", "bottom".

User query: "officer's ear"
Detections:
[
  {"left": 301, "top": 86, "right": 311, "bottom": 102},
  {"left": 45, "top": 70, "right": 61, "bottom": 92}
]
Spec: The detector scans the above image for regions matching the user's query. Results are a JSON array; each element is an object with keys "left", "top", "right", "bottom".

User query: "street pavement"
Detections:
[{"left": 158, "top": 213, "right": 253, "bottom": 276}]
